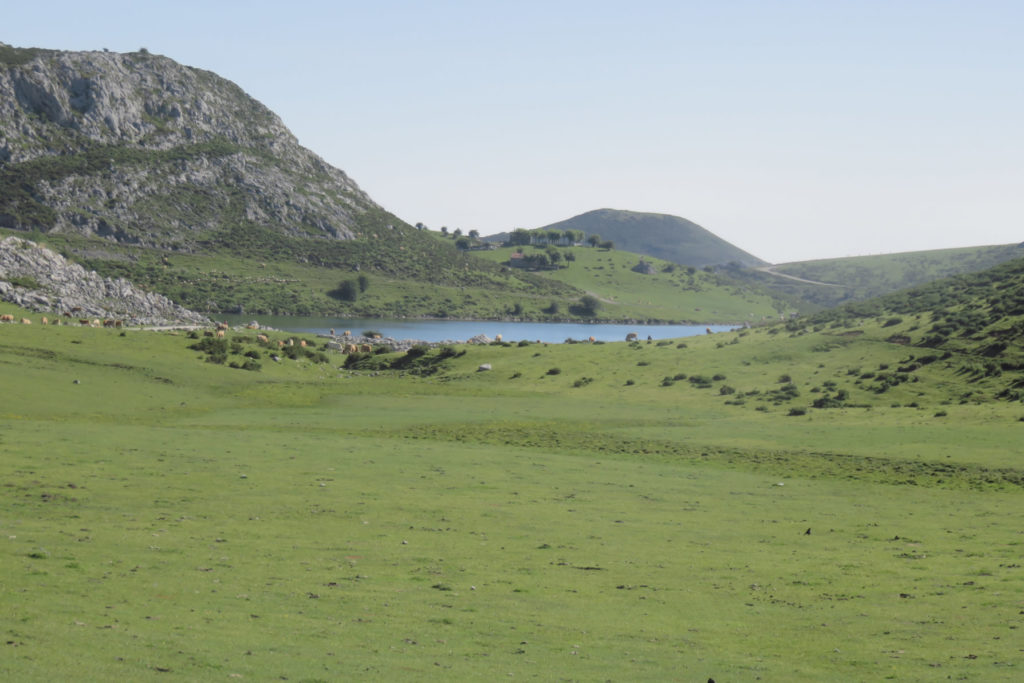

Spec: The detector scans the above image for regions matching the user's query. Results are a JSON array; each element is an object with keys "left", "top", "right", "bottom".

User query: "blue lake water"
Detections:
[{"left": 219, "top": 314, "right": 736, "bottom": 343}]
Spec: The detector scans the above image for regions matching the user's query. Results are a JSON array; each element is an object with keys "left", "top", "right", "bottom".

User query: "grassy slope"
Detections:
[
  {"left": 532, "top": 208, "right": 767, "bottom": 267},
  {"left": 473, "top": 245, "right": 788, "bottom": 323},
  {"left": 734, "top": 243, "right": 1024, "bottom": 310},
  {"left": 3, "top": 226, "right": 581, "bottom": 320},
  {"left": 2, "top": 292, "right": 1023, "bottom": 680}
]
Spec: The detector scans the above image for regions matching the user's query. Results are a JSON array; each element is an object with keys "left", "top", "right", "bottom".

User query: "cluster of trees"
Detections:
[
  {"left": 511, "top": 246, "right": 577, "bottom": 270},
  {"left": 506, "top": 228, "right": 612, "bottom": 250},
  {"left": 328, "top": 274, "right": 370, "bottom": 302}
]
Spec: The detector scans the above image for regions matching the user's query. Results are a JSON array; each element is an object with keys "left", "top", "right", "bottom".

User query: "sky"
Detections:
[{"left": 5, "top": 1, "right": 1023, "bottom": 263}]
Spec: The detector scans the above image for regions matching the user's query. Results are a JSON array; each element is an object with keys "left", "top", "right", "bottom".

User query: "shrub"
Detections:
[
  {"left": 777, "top": 374, "right": 792, "bottom": 383},
  {"left": 625, "top": 379, "right": 635, "bottom": 386},
  {"left": 719, "top": 385, "right": 736, "bottom": 395},
  {"left": 788, "top": 407, "right": 807, "bottom": 416},
  {"left": 546, "top": 367, "right": 561, "bottom": 375}
]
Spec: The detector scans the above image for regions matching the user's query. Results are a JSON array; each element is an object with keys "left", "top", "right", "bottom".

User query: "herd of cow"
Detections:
[{"left": 0, "top": 312, "right": 124, "bottom": 327}]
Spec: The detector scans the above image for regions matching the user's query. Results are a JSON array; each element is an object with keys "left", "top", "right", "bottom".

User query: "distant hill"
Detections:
[
  {"left": 487, "top": 209, "right": 767, "bottom": 268},
  {"left": 723, "top": 243, "right": 1024, "bottom": 311}
]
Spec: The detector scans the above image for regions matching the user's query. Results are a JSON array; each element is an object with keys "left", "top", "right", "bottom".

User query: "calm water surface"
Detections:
[{"left": 220, "top": 315, "right": 736, "bottom": 343}]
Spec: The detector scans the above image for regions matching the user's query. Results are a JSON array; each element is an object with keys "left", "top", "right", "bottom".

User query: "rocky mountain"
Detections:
[
  {"left": 0, "top": 42, "right": 375, "bottom": 248},
  {"left": 0, "top": 235, "right": 208, "bottom": 324},
  {"left": 488, "top": 209, "right": 767, "bottom": 268}
]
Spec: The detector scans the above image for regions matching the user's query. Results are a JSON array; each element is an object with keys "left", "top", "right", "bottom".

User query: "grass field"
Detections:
[
  {"left": 2, "top": 312, "right": 1022, "bottom": 681},
  {"left": 474, "top": 245, "right": 787, "bottom": 322}
]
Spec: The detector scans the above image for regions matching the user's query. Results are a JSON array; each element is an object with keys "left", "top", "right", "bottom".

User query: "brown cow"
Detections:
[
  {"left": 343, "top": 330, "right": 351, "bottom": 336},
  {"left": 216, "top": 330, "right": 225, "bottom": 338},
  {"left": 344, "top": 343, "right": 358, "bottom": 354},
  {"left": 0, "top": 314, "right": 14, "bottom": 322},
  {"left": 625, "top": 332, "right": 639, "bottom": 342},
  {"left": 277, "top": 340, "right": 285, "bottom": 348},
  {"left": 588, "top": 336, "right": 595, "bottom": 342},
  {"left": 41, "top": 317, "right": 48, "bottom": 325},
  {"left": 257, "top": 334, "right": 269, "bottom": 343},
  {"left": 299, "top": 340, "right": 306, "bottom": 347},
  {"left": 217, "top": 322, "right": 230, "bottom": 331},
  {"left": 20, "top": 318, "right": 31, "bottom": 324},
  {"left": 359, "top": 344, "right": 372, "bottom": 352},
  {"left": 79, "top": 319, "right": 90, "bottom": 326}
]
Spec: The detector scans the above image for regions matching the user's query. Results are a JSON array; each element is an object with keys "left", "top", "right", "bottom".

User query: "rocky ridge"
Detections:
[
  {"left": 0, "top": 43, "right": 377, "bottom": 248},
  {"left": 0, "top": 235, "right": 208, "bottom": 324}
]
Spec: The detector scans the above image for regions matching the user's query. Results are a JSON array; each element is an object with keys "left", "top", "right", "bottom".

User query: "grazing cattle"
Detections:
[
  {"left": 329, "top": 328, "right": 335, "bottom": 336},
  {"left": 0, "top": 314, "right": 14, "bottom": 322},
  {"left": 625, "top": 332, "right": 639, "bottom": 342},
  {"left": 215, "top": 330, "right": 225, "bottom": 338},
  {"left": 103, "top": 319, "right": 115, "bottom": 327},
  {"left": 91, "top": 319, "right": 101, "bottom": 327},
  {"left": 343, "top": 330, "right": 351, "bottom": 336},
  {"left": 41, "top": 317, "right": 48, "bottom": 325},
  {"left": 217, "top": 322, "right": 230, "bottom": 331},
  {"left": 299, "top": 340, "right": 307, "bottom": 347},
  {"left": 372, "top": 334, "right": 382, "bottom": 340},
  {"left": 246, "top": 323, "right": 258, "bottom": 329},
  {"left": 79, "top": 319, "right": 90, "bottom": 326},
  {"left": 256, "top": 334, "right": 269, "bottom": 343},
  {"left": 359, "top": 344, "right": 372, "bottom": 352},
  {"left": 344, "top": 343, "right": 358, "bottom": 354},
  {"left": 287, "top": 338, "right": 294, "bottom": 347},
  {"left": 20, "top": 318, "right": 31, "bottom": 324},
  {"left": 71, "top": 306, "right": 82, "bottom": 313},
  {"left": 114, "top": 320, "right": 123, "bottom": 328},
  {"left": 494, "top": 334, "right": 502, "bottom": 342},
  {"left": 706, "top": 327, "right": 712, "bottom": 334},
  {"left": 277, "top": 340, "right": 285, "bottom": 348},
  {"left": 62, "top": 311, "right": 71, "bottom": 318},
  {"left": 588, "top": 336, "right": 595, "bottom": 342}
]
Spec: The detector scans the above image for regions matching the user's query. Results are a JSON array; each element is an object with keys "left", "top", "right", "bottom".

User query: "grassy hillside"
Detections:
[
  {"left": 473, "top": 244, "right": 789, "bottom": 322},
  {"left": 727, "top": 243, "right": 1024, "bottom": 310},
  {"left": 489, "top": 208, "right": 767, "bottom": 267},
  {"left": 2, "top": 267, "right": 1023, "bottom": 680},
  {"left": 2, "top": 224, "right": 588, "bottom": 319}
]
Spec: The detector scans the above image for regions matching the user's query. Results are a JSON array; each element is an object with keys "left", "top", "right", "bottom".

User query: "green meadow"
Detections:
[
  {"left": 2, "top": 313, "right": 1022, "bottom": 681},
  {"left": 474, "top": 245, "right": 786, "bottom": 322}
]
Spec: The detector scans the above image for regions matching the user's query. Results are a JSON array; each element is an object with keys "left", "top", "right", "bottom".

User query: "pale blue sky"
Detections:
[{"left": 6, "top": 1, "right": 1023, "bottom": 262}]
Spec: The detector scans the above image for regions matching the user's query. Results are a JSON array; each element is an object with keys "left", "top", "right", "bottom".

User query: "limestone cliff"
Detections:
[
  {"left": 0, "top": 43, "right": 377, "bottom": 249},
  {"left": 0, "top": 235, "right": 209, "bottom": 324}
]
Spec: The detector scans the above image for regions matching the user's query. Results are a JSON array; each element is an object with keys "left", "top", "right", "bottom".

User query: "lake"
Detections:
[{"left": 218, "top": 314, "right": 737, "bottom": 343}]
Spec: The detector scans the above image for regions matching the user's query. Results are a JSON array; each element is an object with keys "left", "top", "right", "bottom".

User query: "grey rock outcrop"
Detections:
[
  {"left": 0, "top": 43, "right": 376, "bottom": 248},
  {"left": 0, "top": 236, "right": 208, "bottom": 324}
]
